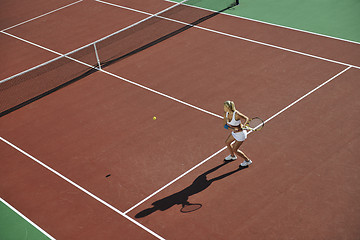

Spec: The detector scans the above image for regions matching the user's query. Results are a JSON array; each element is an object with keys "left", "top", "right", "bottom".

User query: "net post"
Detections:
[{"left": 93, "top": 43, "right": 101, "bottom": 70}]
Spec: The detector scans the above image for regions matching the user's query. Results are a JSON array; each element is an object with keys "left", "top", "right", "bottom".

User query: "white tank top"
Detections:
[{"left": 226, "top": 111, "right": 241, "bottom": 126}]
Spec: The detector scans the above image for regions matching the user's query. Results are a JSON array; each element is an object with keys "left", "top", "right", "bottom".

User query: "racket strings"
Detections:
[
  {"left": 247, "top": 117, "right": 264, "bottom": 131},
  {"left": 249, "top": 120, "right": 262, "bottom": 128},
  {"left": 181, "top": 203, "right": 202, "bottom": 213}
]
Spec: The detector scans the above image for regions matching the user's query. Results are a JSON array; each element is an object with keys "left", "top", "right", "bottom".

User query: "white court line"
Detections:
[
  {"left": 94, "top": 0, "right": 360, "bottom": 70},
  {"left": 124, "top": 66, "right": 352, "bottom": 214},
  {"left": 0, "top": 2, "right": 357, "bottom": 121},
  {"left": 1, "top": 0, "right": 359, "bottom": 83},
  {"left": 0, "top": 31, "right": 222, "bottom": 119},
  {"left": 0, "top": 1, "right": 355, "bottom": 236},
  {"left": 1, "top": 0, "right": 83, "bottom": 32},
  {"left": 0, "top": 137, "right": 165, "bottom": 240},
  {"left": 103, "top": 70, "right": 222, "bottom": 118},
  {"left": 0, "top": 43, "right": 352, "bottom": 238},
  {"left": 0, "top": 197, "right": 56, "bottom": 240},
  {"left": 264, "top": 66, "right": 352, "bottom": 124},
  {"left": 1, "top": 4, "right": 358, "bottom": 118},
  {"left": 124, "top": 146, "right": 227, "bottom": 214},
  {"left": 2, "top": 0, "right": 359, "bottom": 83},
  {"left": 164, "top": 0, "right": 360, "bottom": 45},
  {"left": 0, "top": 0, "right": 192, "bottom": 83}
]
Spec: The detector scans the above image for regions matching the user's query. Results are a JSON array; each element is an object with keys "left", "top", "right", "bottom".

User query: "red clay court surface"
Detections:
[{"left": 0, "top": 0, "right": 359, "bottom": 239}]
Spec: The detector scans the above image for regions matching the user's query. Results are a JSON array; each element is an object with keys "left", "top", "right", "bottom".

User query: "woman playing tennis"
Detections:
[{"left": 223, "top": 100, "right": 252, "bottom": 166}]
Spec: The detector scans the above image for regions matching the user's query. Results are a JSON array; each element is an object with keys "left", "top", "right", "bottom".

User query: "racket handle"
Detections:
[{"left": 242, "top": 126, "right": 251, "bottom": 131}]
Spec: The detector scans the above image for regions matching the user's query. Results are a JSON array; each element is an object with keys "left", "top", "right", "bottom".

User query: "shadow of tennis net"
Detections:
[{"left": 0, "top": 0, "right": 238, "bottom": 117}]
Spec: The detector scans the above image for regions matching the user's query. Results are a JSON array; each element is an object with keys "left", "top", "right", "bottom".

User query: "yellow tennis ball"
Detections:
[{"left": 153, "top": 116, "right": 157, "bottom": 120}]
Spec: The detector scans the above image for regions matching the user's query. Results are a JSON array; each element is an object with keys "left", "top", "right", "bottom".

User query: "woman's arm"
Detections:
[
  {"left": 236, "top": 111, "right": 249, "bottom": 128},
  {"left": 223, "top": 112, "right": 228, "bottom": 125},
  {"left": 223, "top": 112, "right": 232, "bottom": 130}
]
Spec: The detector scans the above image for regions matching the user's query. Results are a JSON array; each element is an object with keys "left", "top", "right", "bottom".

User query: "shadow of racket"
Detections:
[{"left": 180, "top": 201, "right": 202, "bottom": 213}]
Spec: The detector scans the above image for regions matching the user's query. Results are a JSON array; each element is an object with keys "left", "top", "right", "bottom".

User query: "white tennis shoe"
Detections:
[
  {"left": 224, "top": 155, "right": 237, "bottom": 161},
  {"left": 240, "top": 159, "right": 252, "bottom": 167}
]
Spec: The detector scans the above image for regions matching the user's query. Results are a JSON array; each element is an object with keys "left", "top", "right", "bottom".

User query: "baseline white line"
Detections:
[
  {"left": 0, "top": 137, "right": 165, "bottom": 240},
  {"left": 164, "top": 0, "right": 360, "bottom": 45},
  {"left": 94, "top": 0, "right": 360, "bottom": 70},
  {"left": 1, "top": 0, "right": 83, "bottom": 32},
  {"left": 0, "top": 197, "right": 56, "bottom": 240},
  {"left": 124, "top": 66, "right": 352, "bottom": 214}
]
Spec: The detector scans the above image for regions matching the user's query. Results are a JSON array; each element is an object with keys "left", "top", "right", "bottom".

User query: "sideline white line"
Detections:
[
  {"left": 264, "top": 66, "right": 352, "bottom": 124},
  {"left": 222, "top": 12, "right": 360, "bottom": 46},
  {"left": 124, "top": 66, "right": 352, "bottom": 214},
  {"left": 164, "top": 0, "right": 360, "bottom": 45},
  {"left": 192, "top": 26, "right": 359, "bottom": 69},
  {"left": 94, "top": 0, "right": 360, "bottom": 70},
  {"left": 1, "top": 0, "right": 83, "bottom": 32},
  {"left": 0, "top": 137, "right": 165, "bottom": 240},
  {"left": 124, "top": 146, "right": 227, "bottom": 214},
  {"left": 0, "top": 197, "right": 56, "bottom": 240}
]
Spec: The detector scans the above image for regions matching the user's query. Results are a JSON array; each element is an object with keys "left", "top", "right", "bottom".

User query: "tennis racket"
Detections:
[
  {"left": 180, "top": 203, "right": 202, "bottom": 213},
  {"left": 243, "top": 117, "right": 264, "bottom": 132}
]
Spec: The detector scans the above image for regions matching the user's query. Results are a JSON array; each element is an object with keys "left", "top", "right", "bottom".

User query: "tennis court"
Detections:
[{"left": 0, "top": 0, "right": 359, "bottom": 239}]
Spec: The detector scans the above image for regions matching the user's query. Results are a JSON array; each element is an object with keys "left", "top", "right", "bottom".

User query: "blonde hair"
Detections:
[{"left": 224, "top": 100, "right": 235, "bottom": 111}]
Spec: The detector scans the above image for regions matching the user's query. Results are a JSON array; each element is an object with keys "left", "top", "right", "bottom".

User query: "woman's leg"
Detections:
[
  {"left": 232, "top": 141, "right": 250, "bottom": 161},
  {"left": 225, "top": 133, "right": 236, "bottom": 157}
]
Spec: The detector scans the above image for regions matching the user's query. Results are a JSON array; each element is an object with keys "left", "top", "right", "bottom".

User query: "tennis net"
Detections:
[{"left": 0, "top": 0, "right": 238, "bottom": 117}]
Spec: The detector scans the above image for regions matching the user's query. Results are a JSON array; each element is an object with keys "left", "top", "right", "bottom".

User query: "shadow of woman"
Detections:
[{"left": 135, "top": 161, "right": 247, "bottom": 218}]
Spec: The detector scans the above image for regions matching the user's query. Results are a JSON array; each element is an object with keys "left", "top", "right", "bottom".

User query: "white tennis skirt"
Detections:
[{"left": 232, "top": 130, "right": 248, "bottom": 142}]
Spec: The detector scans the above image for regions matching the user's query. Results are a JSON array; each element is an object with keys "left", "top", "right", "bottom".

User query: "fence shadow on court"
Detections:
[{"left": 135, "top": 161, "right": 247, "bottom": 218}]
